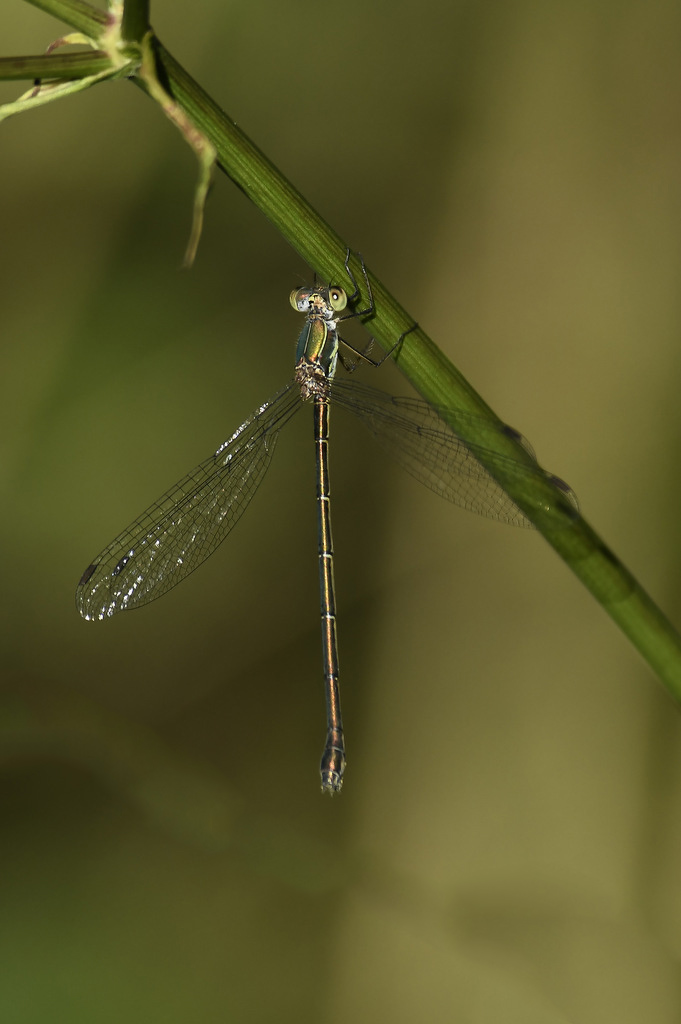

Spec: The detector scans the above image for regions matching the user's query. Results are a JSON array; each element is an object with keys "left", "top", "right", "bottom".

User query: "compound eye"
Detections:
[
  {"left": 328, "top": 287, "right": 347, "bottom": 312},
  {"left": 290, "top": 287, "right": 311, "bottom": 312}
]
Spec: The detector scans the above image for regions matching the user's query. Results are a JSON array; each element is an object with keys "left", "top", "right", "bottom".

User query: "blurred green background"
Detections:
[{"left": 2, "top": 1, "right": 681, "bottom": 1021}]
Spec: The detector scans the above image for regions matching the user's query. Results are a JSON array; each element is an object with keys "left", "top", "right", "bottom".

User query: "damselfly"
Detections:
[{"left": 77, "top": 254, "right": 578, "bottom": 793}]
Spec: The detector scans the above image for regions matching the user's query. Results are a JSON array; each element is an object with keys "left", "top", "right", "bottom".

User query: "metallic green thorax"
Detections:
[{"left": 295, "top": 315, "right": 338, "bottom": 377}]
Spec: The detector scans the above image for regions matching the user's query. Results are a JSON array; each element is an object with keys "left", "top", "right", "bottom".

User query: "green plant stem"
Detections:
[
  {"left": 10, "top": 1, "right": 681, "bottom": 701},
  {"left": 145, "top": 42, "right": 681, "bottom": 702},
  {"left": 24, "top": 0, "right": 108, "bottom": 37},
  {"left": 0, "top": 51, "right": 109, "bottom": 79},
  {"left": 121, "top": 0, "right": 149, "bottom": 43}
]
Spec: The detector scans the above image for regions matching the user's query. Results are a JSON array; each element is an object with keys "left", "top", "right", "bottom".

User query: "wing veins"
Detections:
[{"left": 77, "top": 382, "right": 301, "bottom": 618}]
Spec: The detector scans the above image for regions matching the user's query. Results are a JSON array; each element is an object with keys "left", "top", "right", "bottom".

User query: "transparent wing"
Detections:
[
  {"left": 77, "top": 381, "right": 302, "bottom": 620},
  {"left": 329, "top": 378, "right": 578, "bottom": 527}
]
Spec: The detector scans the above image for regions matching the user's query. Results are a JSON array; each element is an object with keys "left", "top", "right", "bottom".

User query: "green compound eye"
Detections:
[
  {"left": 290, "top": 287, "right": 311, "bottom": 312},
  {"left": 327, "top": 287, "right": 347, "bottom": 312}
]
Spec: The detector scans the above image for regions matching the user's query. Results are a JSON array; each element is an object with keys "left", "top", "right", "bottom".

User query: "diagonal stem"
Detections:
[
  {"left": 23, "top": 0, "right": 107, "bottom": 37},
  {"left": 9, "top": 1, "right": 681, "bottom": 702}
]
